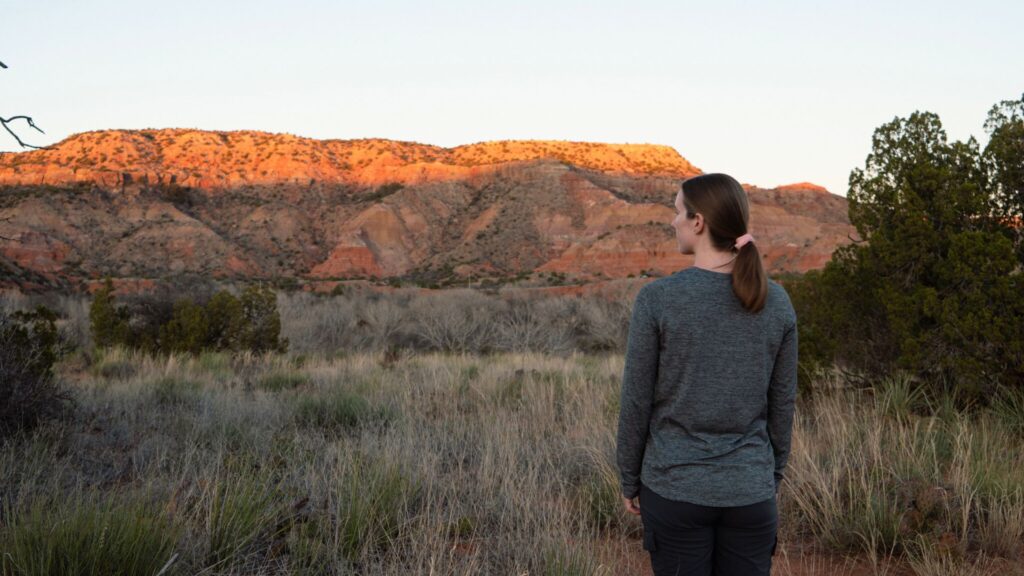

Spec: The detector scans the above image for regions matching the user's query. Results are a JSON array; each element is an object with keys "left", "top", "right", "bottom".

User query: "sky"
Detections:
[{"left": 2, "top": 0, "right": 1022, "bottom": 197}]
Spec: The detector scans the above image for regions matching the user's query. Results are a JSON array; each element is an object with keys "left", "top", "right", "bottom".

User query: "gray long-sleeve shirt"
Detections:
[{"left": 616, "top": 266, "right": 798, "bottom": 507}]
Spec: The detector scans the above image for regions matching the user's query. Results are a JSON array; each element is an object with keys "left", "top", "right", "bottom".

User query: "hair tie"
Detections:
[{"left": 734, "top": 232, "right": 755, "bottom": 250}]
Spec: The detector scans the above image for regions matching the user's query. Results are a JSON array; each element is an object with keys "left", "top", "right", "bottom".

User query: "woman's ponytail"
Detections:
[{"left": 730, "top": 232, "right": 768, "bottom": 313}]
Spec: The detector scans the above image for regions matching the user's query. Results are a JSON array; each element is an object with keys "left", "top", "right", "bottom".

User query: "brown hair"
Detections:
[{"left": 681, "top": 173, "right": 768, "bottom": 313}]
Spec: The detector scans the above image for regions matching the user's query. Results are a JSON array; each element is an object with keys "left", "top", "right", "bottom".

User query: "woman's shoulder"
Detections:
[
  {"left": 766, "top": 277, "right": 787, "bottom": 295},
  {"left": 765, "top": 279, "right": 797, "bottom": 321}
]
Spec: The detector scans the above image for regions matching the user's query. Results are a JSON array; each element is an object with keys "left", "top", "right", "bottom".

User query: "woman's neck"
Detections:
[{"left": 693, "top": 250, "right": 737, "bottom": 273}]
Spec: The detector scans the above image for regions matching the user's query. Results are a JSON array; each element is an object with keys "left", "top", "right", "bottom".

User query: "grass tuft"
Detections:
[{"left": 0, "top": 490, "right": 179, "bottom": 576}]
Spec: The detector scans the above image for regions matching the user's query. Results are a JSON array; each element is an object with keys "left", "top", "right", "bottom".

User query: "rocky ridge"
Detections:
[{"left": 0, "top": 129, "right": 854, "bottom": 293}]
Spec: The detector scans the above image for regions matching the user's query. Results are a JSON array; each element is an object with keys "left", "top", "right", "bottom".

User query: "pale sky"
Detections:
[{"left": 3, "top": 0, "right": 1022, "bottom": 196}]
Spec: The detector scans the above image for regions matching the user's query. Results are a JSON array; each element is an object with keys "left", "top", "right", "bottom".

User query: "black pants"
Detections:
[{"left": 639, "top": 483, "right": 778, "bottom": 576}]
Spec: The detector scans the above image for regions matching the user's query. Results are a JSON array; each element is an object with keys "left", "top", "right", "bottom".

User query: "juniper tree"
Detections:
[{"left": 789, "top": 100, "right": 1024, "bottom": 402}]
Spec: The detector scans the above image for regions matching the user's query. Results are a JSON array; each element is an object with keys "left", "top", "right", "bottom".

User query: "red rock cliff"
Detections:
[{"left": 0, "top": 129, "right": 854, "bottom": 292}]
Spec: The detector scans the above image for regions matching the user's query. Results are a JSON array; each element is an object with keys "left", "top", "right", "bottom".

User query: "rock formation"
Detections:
[{"left": 0, "top": 129, "right": 855, "bottom": 293}]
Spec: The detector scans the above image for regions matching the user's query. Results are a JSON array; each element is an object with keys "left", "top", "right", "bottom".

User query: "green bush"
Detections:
[
  {"left": 204, "top": 291, "right": 246, "bottom": 351},
  {"left": 239, "top": 284, "right": 288, "bottom": 354},
  {"left": 88, "top": 276, "right": 129, "bottom": 350},
  {"left": 0, "top": 306, "right": 72, "bottom": 439},
  {"left": 790, "top": 96, "right": 1024, "bottom": 403},
  {"left": 89, "top": 283, "right": 287, "bottom": 356},
  {"left": 159, "top": 299, "right": 209, "bottom": 355}
]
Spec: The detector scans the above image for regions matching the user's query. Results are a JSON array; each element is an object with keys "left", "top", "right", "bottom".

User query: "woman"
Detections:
[{"left": 615, "top": 173, "right": 798, "bottom": 576}]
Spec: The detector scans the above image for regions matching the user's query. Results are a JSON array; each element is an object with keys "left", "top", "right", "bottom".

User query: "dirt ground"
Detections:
[{"left": 595, "top": 534, "right": 1024, "bottom": 576}]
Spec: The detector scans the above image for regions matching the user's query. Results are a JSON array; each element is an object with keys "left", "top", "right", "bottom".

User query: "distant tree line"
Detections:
[{"left": 90, "top": 277, "right": 288, "bottom": 355}]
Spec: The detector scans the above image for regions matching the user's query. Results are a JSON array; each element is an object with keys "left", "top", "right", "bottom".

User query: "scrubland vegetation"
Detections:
[{"left": 1, "top": 285, "right": 1023, "bottom": 575}]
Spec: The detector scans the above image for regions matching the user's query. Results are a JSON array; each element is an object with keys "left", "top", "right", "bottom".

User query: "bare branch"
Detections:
[
  {"left": 1, "top": 115, "right": 46, "bottom": 149},
  {"left": 1, "top": 58, "right": 48, "bottom": 149}
]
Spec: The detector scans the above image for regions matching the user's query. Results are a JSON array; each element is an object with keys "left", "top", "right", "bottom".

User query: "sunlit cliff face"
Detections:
[{"left": 0, "top": 129, "right": 703, "bottom": 189}]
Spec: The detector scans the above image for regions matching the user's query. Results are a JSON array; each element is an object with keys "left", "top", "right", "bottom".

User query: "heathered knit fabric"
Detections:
[{"left": 616, "top": 266, "right": 798, "bottom": 507}]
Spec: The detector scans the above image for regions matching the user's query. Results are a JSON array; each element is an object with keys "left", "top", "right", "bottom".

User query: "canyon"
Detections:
[{"left": 0, "top": 129, "right": 855, "bottom": 293}]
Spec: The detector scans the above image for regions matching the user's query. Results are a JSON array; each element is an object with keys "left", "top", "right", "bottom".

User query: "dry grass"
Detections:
[
  {"left": 779, "top": 370, "right": 1024, "bottom": 575},
  {"left": 0, "top": 347, "right": 1022, "bottom": 575}
]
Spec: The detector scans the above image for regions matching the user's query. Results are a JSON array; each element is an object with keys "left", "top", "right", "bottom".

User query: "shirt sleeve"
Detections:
[
  {"left": 616, "top": 285, "right": 660, "bottom": 500},
  {"left": 767, "top": 316, "right": 798, "bottom": 490}
]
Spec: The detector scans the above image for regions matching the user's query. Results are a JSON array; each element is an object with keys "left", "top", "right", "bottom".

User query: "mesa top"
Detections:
[{"left": 616, "top": 266, "right": 798, "bottom": 507}]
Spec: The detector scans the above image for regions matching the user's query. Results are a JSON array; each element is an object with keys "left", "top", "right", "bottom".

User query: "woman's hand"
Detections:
[{"left": 622, "top": 494, "right": 641, "bottom": 516}]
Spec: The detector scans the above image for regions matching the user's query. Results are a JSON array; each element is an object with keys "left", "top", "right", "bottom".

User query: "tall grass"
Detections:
[
  {"left": 292, "top": 388, "right": 394, "bottom": 432},
  {"left": 199, "top": 465, "right": 292, "bottom": 569},
  {"left": 0, "top": 346, "right": 1021, "bottom": 573},
  {"left": 783, "top": 371, "right": 1024, "bottom": 571},
  {"left": 328, "top": 450, "right": 423, "bottom": 561},
  {"left": 0, "top": 489, "right": 179, "bottom": 576}
]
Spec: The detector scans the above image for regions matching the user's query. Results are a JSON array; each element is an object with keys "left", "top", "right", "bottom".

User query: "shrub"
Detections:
[
  {"left": 204, "top": 290, "right": 246, "bottom": 352},
  {"left": 240, "top": 284, "right": 288, "bottom": 354},
  {"left": 0, "top": 306, "right": 72, "bottom": 439},
  {"left": 410, "top": 289, "right": 498, "bottom": 353},
  {"left": 159, "top": 299, "right": 210, "bottom": 354},
  {"left": 88, "top": 276, "right": 129, "bottom": 349}
]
